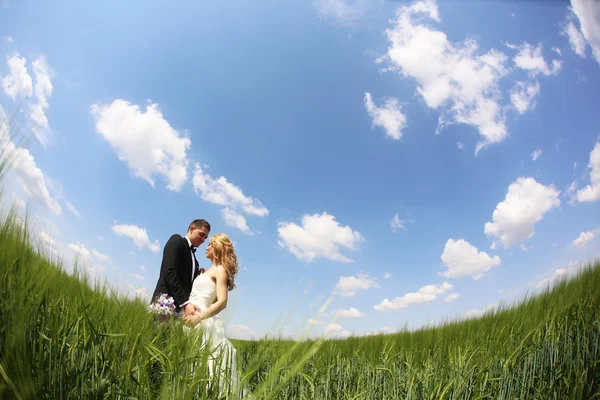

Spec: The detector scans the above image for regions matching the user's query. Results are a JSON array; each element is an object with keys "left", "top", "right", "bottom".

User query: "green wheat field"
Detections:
[{"left": 1, "top": 141, "right": 599, "bottom": 399}]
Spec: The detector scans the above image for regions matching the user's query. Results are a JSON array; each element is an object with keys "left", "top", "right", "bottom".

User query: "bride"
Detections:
[{"left": 183, "top": 233, "right": 245, "bottom": 398}]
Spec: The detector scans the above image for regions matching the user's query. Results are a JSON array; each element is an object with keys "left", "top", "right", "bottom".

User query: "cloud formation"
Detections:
[
  {"left": 572, "top": 141, "right": 600, "bottom": 203},
  {"left": 335, "top": 274, "right": 379, "bottom": 297},
  {"left": 364, "top": 92, "right": 407, "bottom": 140},
  {"left": 484, "top": 177, "right": 560, "bottom": 249},
  {"left": 374, "top": 281, "right": 453, "bottom": 311},
  {"left": 91, "top": 99, "right": 192, "bottom": 191},
  {"left": 571, "top": 229, "right": 599, "bottom": 249},
  {"left": 440, "top": 238, "right": 501, "bottom": 280},
  {"left": 277, "top": 212, "right": 364, "bottom": 262},
  {"left": 112, "top": 223, "right": 160, "bottom": 253},
  {"left": 563, "top": 0, "right": 600, "bottom": 65}
]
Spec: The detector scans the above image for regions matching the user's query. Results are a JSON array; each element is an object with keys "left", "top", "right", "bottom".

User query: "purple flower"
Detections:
[{"left": 148, "top": 293, "right": 181, "bottom": 321}]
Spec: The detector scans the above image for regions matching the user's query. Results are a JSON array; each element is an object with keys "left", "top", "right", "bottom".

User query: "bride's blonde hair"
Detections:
[{"left": 210, "top": 233, "right": 238, "bottom": 291}]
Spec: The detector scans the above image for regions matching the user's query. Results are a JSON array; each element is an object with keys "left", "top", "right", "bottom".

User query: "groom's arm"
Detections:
[{"left": 162, "top": 235, "right": 189, "bottom": 307}]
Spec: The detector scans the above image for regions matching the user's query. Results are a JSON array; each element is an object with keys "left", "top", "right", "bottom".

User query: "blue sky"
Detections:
[{"left": 1, "top": 0, "right": 600, "bottom": 340}]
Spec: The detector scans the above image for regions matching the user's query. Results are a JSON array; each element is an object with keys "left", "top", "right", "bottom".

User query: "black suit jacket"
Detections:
[{"left": 151, "top": 234, "right": 200, "bottom": 309}]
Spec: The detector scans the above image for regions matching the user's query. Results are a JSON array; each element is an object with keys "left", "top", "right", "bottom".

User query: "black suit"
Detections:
[{"left": 151, "top": 234, "right": 200, "bottom": 310}]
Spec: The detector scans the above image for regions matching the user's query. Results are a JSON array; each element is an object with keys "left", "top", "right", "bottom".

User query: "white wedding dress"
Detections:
[{"left": 188, "top": 273, "right": 245, "bottom": 398}]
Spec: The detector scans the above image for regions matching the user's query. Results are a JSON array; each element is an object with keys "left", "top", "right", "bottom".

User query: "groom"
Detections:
[{"left": 151, "top": 219, "right": 211, "bottom": 316}]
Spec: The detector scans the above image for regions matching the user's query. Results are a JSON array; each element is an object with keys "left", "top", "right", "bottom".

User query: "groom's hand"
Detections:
[{"left": 184, "top": 303, "right": 201, "bottom": 316}]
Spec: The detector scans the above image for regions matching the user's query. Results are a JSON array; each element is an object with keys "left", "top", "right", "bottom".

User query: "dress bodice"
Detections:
[{"left": 189, "top": 273, "right": 217, "bottom": 310}]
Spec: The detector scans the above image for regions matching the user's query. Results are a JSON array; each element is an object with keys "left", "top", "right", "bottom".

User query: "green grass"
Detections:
[
  {"left": 1, "top": 212, "right": 599, "bottom": 399},
  {"left": 1, "top": 117, "right": 599, "bottom": 398}
]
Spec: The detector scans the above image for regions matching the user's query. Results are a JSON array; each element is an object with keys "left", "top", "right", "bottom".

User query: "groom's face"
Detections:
[{"left": 190, "top": 226, "right": 210, "bottom": 247}]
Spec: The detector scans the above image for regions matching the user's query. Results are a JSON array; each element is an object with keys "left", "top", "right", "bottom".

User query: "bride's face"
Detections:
[{"left": 205, "top": 242, "right": 215, "bottom": 261}]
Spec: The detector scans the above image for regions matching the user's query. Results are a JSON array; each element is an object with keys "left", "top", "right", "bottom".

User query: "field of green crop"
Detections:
[
  {"left": 1, "top": 206, "right": 599, "bottom": 399},
  {"left": 1, "top": 129, "right": 599, "bottom": 399}
]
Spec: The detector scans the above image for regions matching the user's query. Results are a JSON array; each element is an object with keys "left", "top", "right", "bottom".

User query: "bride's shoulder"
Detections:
[{"left": 214, "top": 265, "right": 228, "bottom": 277}]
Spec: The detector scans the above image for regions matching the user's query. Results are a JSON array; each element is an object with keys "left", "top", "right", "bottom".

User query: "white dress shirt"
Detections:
[
  {"left": 184, "top": 236, "right": 196, "bottom": 282},
  {"left": 180, "top": 236, "right": 197, "bottom": 308}
]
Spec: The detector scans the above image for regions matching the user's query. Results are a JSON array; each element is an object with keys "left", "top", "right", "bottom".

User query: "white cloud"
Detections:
[
  {"left": 462, "top": 303, "right": 498, "bottom": 319},
  {"left": 67, "top": 242, "right": 111, "bottom": 265},
  {"left": 135, "top": 287, "right": 150, "bottom": 302},
  {"left": 374, "top": 281, "right": 452, "bottom": 311},
  {"left": 364, "top": 326, "right": 397, "bottom": 336},
  {"left": 335, "top": 273, "right": 379, "bottom": 297},
  {"left": 379, "top": 0, "right": 511, "bottom": 154},
  {"left": 90, "top": 99, "right": 192, "bottom": 191},
  {"left": 568, "top": 0, "right": 600, "bottom": 64},
  {"left": 0, "top": 125, "right": 62, "bottom": 215},
  {"left": 383, "top": 272, "right": 391, "bottom": 279},
  {"left": 457, "top": 142, "right": 465, "bottom": 150},
  {"left": 228, "top": 324, "right": 259, "bottom": 340},
  {"left": 484, "top": 177, "right": 561, "bottom": 249},
  {"left": 44, "top": 245, "right": 60, "bottom": 258},
  {"left": 112, "top": 223, "right": 160, "bottom": 253},
  {"left": 564, "top": 21, "right": 587, "bottom": 58},
  {"left": 444, "top": 293, "right": 460, "bottom": 302},
  {"left": 535, "top": 261, "right": 585, "bottom": 289},
  {"left": 28, "top": 55, "right": 53, "bottom": 146},
  {"left": 571, "top": 229, "right": 600, "bottom": 249},
  {"left": 39, "top": 231, "right": 56, "bottom": 248},
  {"left": 4, "top": 36, "right": 14, "bottom": 43},
  {"left": 277, "top": 212, "right": 364, "bottom": 262},
  {"left": 364, "top": 92, "right": 407, "bottom": 140},
  {"left": 91, "top": 249, "right": 111, "bottom": 263},
  {"left": 520, "top": 243, "right": 533, "bottom": 252},
  {"left": 13, "top": 216, "right": 25, "bottom": 230},
  {"left": 313, "top": 0, "right": 370, "bottom": 24},
  {"left": 221, "top": 207, "right": 252, "bottom": 235},
  {"left": 535, "top": 268, "right": 567, "bottom": 289},
  {"left": 12, "top": 193, "right": 25, "bottom": 209},
  {"left": 140, "top": 265, "right": 147, "bottom": 272},
  {"left": 32, "top": 57, "right": 52, "bottom": 108},
  {"left": 378, "top": 326, "right": 395, "bottom": 334},
  {"left": 510, "top": 80, "right": 540, "bottom": 115},
  {"left": 512, "top": 42, "right": 562, "bottom": 76},
  {"left": 1, "top": 54, "right": 55, "bottom": 146},
  {"left": 390, "top": 213, "right": 406, "bottom": 232},
  {"left": 192, "top": 163, "right": 269, "bottom": 227},
  {"left": 43, "top": 175, "right": 84, "bottom": 220},
  {"left": 130, "top": 273, "right": 145, "bottom": 281},
  {"left": 507, "top": 42, "right": 560, "bottom": 116},
  {"left": 1, "top": 53, "right": 33, "bottom": 99},
  {"left": 68, "top": 242, "right": 92, "bottom": 260},
  {"left": 307, "top": 318, "right": 325, "bottom": 326},
  {"left": 574, "top": 141, "right": 600, "bottom": 203},
  {"left": 531, "top": 147, "right": 543, "bottom": 161},
  {"left": 323, "top": 323, "right": 351, "bottom": 339},
  {"left": 66, "top": 200, "right": 82, "bottom": 218},
  {"left": 552, "top": 47, "right": 562, "bottom": 56},
  {"left": 335, "top": 307, "right": 366, "bottom": 318},
  {"left": 440, "top": 238, "right": 501, "bottom": 280},
  {"left": 567, "top": 180, "right": 579, "bottom": 206},
  {"left": 0, "top": 77, "right": 57, "bottom": 211}
]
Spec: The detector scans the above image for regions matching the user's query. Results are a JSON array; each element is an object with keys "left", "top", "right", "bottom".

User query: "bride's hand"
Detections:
[
  {"left": 184, "top": 313, "right": 204, "bottom": 327},
  {"left": 184, "top": 303, "right": 201, "bottom": 316}
]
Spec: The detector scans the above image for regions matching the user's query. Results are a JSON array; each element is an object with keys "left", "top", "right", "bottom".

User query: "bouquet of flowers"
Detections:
[{"left": 147, "top": 293, "right": 182, "bottom": 321}]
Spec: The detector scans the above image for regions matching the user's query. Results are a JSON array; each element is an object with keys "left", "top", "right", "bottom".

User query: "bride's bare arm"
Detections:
[{"left": 184, "top": 267, "right": 228, "bottom": 326}]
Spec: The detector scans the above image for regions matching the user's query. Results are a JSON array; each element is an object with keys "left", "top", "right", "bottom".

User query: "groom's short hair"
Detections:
[{"left": 189, "top": 219, "right": 211, "bottom": 232}]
